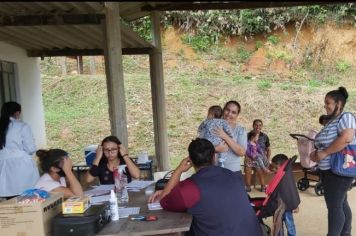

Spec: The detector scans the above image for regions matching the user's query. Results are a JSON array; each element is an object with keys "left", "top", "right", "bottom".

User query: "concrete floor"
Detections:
[{"left": 249, "top": 185, "right": 356, "bottom": 235}]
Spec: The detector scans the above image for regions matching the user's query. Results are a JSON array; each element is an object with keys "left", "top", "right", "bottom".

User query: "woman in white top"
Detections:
[
  {"left": 0, "top": 101, "right": 39, "bottom": 199},
  {"left": 35, "top": 149, "right": 83, "bottom": 198}
]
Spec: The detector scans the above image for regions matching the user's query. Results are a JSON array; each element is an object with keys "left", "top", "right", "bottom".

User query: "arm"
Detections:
[
  {"left": 54, "top": 158, "right": 83, "bottom": 198},
  {"left": 21, "top": 123, "right": 36, "bottom": 155},
  {"left": 119, "top": 144, "right": 140, "bottom": 179},
  {"left": 265, "top": 135, "right": 271, "bottom": 160},
  {"left": 214, "top": 127, "right": 246, "bottom": 156},
  {"left": 85, "top": 145, "right": 103, "bottom": 183},
  {"left": 316, "top": 128, "right": 355, "bottom": 161},
  {"left": 148, "top": 158, "right": 192, "bottom": 203},
  {"left": 245, "top": 143, "right": 254, "bottom": 158}
]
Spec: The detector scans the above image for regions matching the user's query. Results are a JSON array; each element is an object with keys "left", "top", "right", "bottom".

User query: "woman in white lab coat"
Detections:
[{"left": 0, "top": 101, "right": 39, "bottom": 199}]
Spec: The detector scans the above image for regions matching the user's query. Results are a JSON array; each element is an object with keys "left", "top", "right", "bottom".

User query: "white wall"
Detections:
[{"left": 0, "top": 41, "right": 47, "bottom": 148}]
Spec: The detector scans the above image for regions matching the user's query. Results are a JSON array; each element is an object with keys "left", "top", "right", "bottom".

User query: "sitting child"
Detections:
[
  {"left": 197, "top": 105, "right": 233, "bottom": 167},
  {"left": 271, "top": 154, "right": 299, "bottom": 236},
  {"left": 246, "top": 130, "right": 271, "bottom": 174}
]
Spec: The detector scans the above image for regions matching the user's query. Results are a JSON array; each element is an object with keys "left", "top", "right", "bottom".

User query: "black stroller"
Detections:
[
  {"left": 290, "top": 131, "right": 324, "bottom": 196},
  {"left": 250, "top": 155, "right": 300, "bottom": 236}
]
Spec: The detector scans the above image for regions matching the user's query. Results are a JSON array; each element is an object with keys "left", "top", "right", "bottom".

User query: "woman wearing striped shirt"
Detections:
[{"left": 311, "top": 87, "right": 355, "bottom": 236}]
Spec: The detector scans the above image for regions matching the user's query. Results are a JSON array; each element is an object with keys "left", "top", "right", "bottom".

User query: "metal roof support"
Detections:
[
  {"left": 149, "top": 11, "right": 169, "bottom": 171},
  {"left": 103, "top": 2, "right": 128, "bottom": 147}
]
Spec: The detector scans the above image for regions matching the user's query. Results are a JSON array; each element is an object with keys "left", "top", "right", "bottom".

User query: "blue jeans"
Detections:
[
  {"left": 277, "top": 211, "right": 296, "bottom": 236},
  {"left": 322, "top": 170, "right": 354, "bottom": 236}
]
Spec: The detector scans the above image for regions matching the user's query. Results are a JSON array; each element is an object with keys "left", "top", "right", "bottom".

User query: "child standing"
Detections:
[
  {"left": 197, "top": 105, "right": 233, "bottom": 167},
  {"left": 271, "top": 154, "right": 299, "bottom": 236},
  {"left": 246, "top": 130, "right": 271, "bottom": 174}
]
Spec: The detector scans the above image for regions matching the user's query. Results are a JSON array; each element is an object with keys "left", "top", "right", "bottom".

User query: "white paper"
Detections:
[
  {"left": 118, "top": 207, "right": 140, "bottom": 218},
  {"left": 148, "top": 202, "right": 163, "bottom": 211},
  {"left": 127, "top": 180, "right": 155, "bottom": 190},
  {"left": 84, "top": 184, "right": 115, "bottom": 196},
  {"left": 90, "top": 194, "right": 111, "bottom": 204}
]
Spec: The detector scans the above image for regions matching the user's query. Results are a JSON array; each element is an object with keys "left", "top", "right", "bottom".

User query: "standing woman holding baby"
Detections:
[{"left": 215, "top": 100, "right": 247, "bottom": 177}]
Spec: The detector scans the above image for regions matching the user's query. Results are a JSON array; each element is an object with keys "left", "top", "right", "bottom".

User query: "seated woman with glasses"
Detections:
[
  {"left": 35, "top": 149, "right": 83, "bottom": 198},
  {"left": 85, "top": 135, "right": 140, "bottom": 185}
]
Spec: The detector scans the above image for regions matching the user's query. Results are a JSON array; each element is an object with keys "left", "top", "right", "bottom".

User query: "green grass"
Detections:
[{"left": 41, "top": 43, "right": 356, "bottom": 170}]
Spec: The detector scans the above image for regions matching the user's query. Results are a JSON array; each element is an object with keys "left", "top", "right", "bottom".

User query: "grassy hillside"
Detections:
[{"left": 41, "top": 24, "right": 356, "bottom": 168}]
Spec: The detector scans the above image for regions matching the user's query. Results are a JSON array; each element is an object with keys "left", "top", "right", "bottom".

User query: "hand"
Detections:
[
  {"left": 95, "top": 145, "right": 103, "bottom": 161},
  {"left": 176, "top": 157, "right": 192, "bottom": 173},
  {"left": 62, "top": 157, "right": 73, "bottom": 173},
  {"left": 293, "top": 207, "right": 299, "bottom": 214},
  {"left": 310, "top": 150, "right": 327, "bottom": 163},
  {"left": 213, "top": 127, "right": 228, "bottom": 140},
  {"left": 119, "top": 144, "right": 128, "bottom": 157},
  {"left": 148, "top": 190, "right": 163, "bottom": 203}
]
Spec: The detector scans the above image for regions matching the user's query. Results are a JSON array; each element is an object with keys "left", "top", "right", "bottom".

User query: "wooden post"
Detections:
[
  {"left": 77, "top": 56, "right": 84, "bottom": 74},
  {"left": 61, "top": 57, "right": 67, "bottom": 76},
  {"left": 149, "top": 11, "right": 169, "bottom": 171},
  {"left": 102, "top": 2, "right": 128, "bottom": 147},
  {"left": 89, "top": 56, "right": 96, "bottom": 75}
]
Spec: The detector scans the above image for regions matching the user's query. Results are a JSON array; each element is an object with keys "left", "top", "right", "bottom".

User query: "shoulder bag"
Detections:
[
  {"left": 155, "top": 170, "right": 174, "bottom": 191},
  {"left": 330, "top": 112, "right": 356, "bottom": 177}
]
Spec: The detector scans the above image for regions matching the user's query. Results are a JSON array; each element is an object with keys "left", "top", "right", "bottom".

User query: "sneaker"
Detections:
[{"left": 245, "top": 185, "right": 252, "bottom": 192}]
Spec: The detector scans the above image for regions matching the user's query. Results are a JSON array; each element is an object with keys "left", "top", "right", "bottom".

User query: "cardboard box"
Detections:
[
  {"left": 0, "top": 192, "right": 63, "bottom": 236},
  {"left": 62, "top": 195, "right": 89, "bottom": 214}
]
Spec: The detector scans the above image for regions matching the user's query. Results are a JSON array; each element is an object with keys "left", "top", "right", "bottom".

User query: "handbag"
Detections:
[
  {"left": 155, "top": 170, "right": 174, "bottom": 191},
  {"left": 330, "top": 112, "right": 356, "bottom": 177},
  {"left": 330, "top": 144, "right": 356, "bottom": 177}
]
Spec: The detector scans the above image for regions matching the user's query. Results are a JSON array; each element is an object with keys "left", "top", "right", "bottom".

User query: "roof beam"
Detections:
[
  {"left": 141, "top": 2, "right": 352, "bottom": 11},
  {"left": 27, "top": 47, "right": 153, "bottom": 57},
  {"left": 0, "top": 14, "right": 104, "bottom": 26}
]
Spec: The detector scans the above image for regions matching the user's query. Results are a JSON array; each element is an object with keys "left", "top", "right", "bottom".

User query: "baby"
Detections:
[{"left": 197, "top": 105, "right": 233, "bottom": 167}]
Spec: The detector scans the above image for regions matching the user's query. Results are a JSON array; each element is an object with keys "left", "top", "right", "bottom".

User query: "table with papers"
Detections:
[{"left": 93, "top": 182, "right": 192, "bottom": 236}]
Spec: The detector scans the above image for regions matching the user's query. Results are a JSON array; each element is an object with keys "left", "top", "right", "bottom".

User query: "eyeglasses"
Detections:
[{"left": 103, "top": 148, "right": 119, "bottom": 154}]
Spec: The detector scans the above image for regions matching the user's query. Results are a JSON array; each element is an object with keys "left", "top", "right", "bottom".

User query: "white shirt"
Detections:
[
  {"left": 35, "top": 173, "right": 67, "bottom": 192},
  {"left": 0, "top": 117, "right": 40, "bottom": 197}
]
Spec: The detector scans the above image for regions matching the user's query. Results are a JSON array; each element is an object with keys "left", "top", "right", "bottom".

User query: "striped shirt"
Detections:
[{"left": 314, "top": 112, "right": 356, "bottom": 170}]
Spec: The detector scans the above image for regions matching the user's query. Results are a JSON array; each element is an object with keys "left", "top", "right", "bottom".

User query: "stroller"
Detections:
[
  {"left": 290, "top": 131, "right": 324, "bottom": 196},
  {"left": 250, "top": 155, "right": 300, "bottom": 236}
]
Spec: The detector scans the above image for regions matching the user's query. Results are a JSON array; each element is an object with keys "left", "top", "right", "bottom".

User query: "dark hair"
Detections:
[
  {"left": 253, "top": 119, "right": 263, "bottom": 126},
  {"left": 319, "top": 114, "right": 330, "bottom": 126},
  {"left": 0, "top": 101, "right": 21, "bottom": 149},
  {"left": 101, "top": 135, "right": 122, "bottom": 159},
  {"left": 325, "top": 86, "right": 348, "bottom": 117},
  {"left": 208, "top": 105, "right": 223, "bottom": 118},
  {"left": 37, "top": 148, "right": 68, "bottom": 172},
  {"left": 188, "top": 138, "right": 215, "bottom": 167},
  {"left": 271, "top": 154, "right": 288, "bottom": 166},
  {"left": 223, "top": 100, "right": 241, "bottom": 114},
  {"left": 247, "top": 130, "right": 258, "bottom": 141}
]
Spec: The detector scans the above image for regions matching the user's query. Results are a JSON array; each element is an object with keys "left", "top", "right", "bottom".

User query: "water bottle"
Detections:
[
  {"left": 119, "top": 166, "right": 129, "bottom": 204},
  {"left": 113, "top": 167, "right": 121, "bottom": 195},
  {"left": 109, "top": 189, "right": 119, "bottom": 221}
]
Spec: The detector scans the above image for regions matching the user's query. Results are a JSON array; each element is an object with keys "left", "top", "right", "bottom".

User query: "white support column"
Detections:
[
  {"left": 103, "top": 2, "right": 128, "bottom": 147},
  {"left": 149, "top": 11, "right": 169, "bottom": 171}
]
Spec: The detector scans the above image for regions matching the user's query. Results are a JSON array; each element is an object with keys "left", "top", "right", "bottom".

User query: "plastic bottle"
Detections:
[
  {"left": 113, "top": 167, "right": 121, "bottom": 194},
  {"left": 109, "top": 189, "right": 119, "bottom": 221},
  {"left": 119, "top": 165, "right": 129, "bottom": 203}
]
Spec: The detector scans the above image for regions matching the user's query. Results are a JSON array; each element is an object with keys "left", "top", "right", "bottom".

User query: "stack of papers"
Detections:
[
  {"left": 118, "top": 207, "right": 140, "bottom": 218},
  {"left": 147, "top": 202, "right": 163, "bottom": 210},
  {"left": 85, "top": 185, "right": 114, "bottom": 204},
  {"left": 127, "top": 180, "right": 155, "bottom": 191}
]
